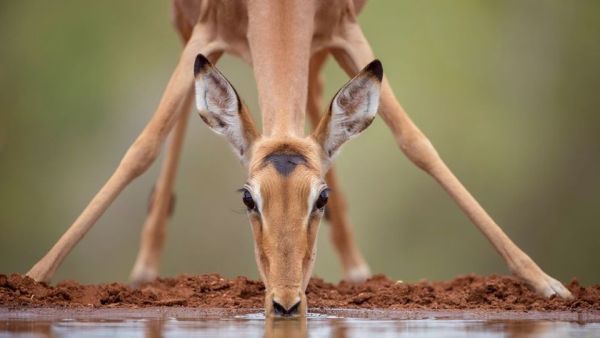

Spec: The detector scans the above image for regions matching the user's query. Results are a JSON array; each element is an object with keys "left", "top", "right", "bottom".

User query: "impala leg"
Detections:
[
  {"left": 129, "top": 87, "right": 194, "bottom": 285},
  {"left": 27, "top": 25, "right": 222, "bottom": 283},
  {"left": 307, "top": 50, "right": 371, "bottom": 282},
  {"left": 330, "top": 22, "right": 572, "bottom": 298}
]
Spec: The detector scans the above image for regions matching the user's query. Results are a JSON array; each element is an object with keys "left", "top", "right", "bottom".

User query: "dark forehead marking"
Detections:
[{"left": 264, "top": 152, "right": 307, "bottom": 176}]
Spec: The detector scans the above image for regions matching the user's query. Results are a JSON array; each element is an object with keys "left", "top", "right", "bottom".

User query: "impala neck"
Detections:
[{"left": 247, "top": 0, "right": 316, "bottom": 137}]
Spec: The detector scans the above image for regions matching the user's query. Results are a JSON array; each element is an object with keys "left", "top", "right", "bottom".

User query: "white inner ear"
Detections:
[
  {"left": 326, "top": 76, "right": 380, "bottom": 157},
  {"left": 195, "top": 71, "right": 240, "bottom": 133},
  {"left": 195, "top": 70, "right": 247, "bottom": 161}
]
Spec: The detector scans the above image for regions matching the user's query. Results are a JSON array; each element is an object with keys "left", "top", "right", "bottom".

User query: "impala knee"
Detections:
[
  {"left": 399, "top": 132, "right": 441, "bottom": 172},
  {"left": 121, "top": 136, "right": 161, "bottom": 179}
]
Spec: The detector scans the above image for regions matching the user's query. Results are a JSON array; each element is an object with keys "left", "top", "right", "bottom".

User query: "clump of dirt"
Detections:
[
  {"left": 0, "top": 274, "right": 263, "bottom": 309},
  {"left": 308, "top": 274, "right": 599, "bottom": 311},
  {"left": 1, "top": 273, "right": 598, "bottom": 311}
]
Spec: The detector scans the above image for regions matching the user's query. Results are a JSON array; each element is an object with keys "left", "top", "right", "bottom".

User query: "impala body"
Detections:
[{"left": 27, "top": 0, "right": 572, "bottom": 317}]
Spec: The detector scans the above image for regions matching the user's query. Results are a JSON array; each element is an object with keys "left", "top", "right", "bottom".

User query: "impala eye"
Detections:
[
  {"left": 242, "top": 189, "right": 257, "bottom": 211},
  {"left": 315, "top": 189, "right": 329, "bottom": 211}
]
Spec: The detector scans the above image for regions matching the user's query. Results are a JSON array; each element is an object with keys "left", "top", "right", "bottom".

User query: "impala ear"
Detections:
[
  {"left": 312, "top": 59, "right": 382, "bottom": 161},
  {"left": 194, "top": 54, "right": 259, "bottom": 165}
]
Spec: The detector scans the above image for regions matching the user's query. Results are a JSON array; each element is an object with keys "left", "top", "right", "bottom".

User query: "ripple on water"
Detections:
[{"left": 235, "top": 312, "right": 339, "bottom": 320}]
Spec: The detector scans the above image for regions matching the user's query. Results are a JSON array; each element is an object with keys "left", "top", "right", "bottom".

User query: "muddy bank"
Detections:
[{"left": 1, "top": 273, "right": 598, "bottom": 311}]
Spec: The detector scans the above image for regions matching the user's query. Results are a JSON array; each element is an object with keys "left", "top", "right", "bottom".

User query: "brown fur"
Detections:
[{"left": 27, "top": 0, "right": 572, "bottom": 319}]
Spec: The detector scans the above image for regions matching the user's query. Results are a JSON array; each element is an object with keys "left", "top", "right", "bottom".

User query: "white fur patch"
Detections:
[
  {"left": 305, "top": 181, "right": 325, "bottom": 225},
  {"left": 245, "top": 181, "right": 263, "bottom": 217},
  {"left": 345, "top": 264, "right": 371, "bottom": 282}
]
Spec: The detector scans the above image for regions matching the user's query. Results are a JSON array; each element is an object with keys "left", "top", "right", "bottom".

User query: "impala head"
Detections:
[{"left": 193, "top": 54, "right": 382, "bottom": 317}]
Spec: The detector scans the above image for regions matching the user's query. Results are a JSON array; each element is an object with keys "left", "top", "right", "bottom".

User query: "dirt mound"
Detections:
[{"left": 1, "top": 273, "right": 598, "bottom": 311}]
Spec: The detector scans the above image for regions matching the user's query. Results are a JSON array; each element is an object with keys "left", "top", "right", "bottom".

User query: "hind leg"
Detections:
[
  {"left": 129, "top": 86, "right": 194, "bottom": 285},
  {"left": 306, "top": 50, "right": 371, "bottom": 282}
]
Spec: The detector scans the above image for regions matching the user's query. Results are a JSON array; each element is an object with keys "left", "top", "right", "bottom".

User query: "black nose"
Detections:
[{"left": 272, "top": 300, "right": 301, "bottom": 316}]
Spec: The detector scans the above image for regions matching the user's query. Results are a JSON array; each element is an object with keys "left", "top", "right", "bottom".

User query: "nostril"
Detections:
[
  {"left": 272, "top": 300, "right": 287, "bottom": 316},
  {"left": 287, "top": 300, "right": 301, "bottom": 315},
  {"left": 272, "top": 300, "right": 301, "bottom": 316}
]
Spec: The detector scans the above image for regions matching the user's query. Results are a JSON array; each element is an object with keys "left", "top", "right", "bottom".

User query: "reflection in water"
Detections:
[
  {"left": 488, "top": 320, "right": 551, "bottom": 338},
  {"left": 1, "top": 314, "right": 599, "bottom": 338},
  {"left": 263, "top": 316, "right": 308, "bottom": 338},
  {"left": 144, "top": 318, "right": 164, "bottom": 338},
  {"left": 330, "top": 319, "right": 348, "bottom": 338},
  {"left": 0, "top": 320, "right": 53, "bottom": 337}
]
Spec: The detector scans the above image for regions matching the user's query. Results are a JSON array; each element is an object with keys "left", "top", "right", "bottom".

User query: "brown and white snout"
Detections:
[{"left": 267, "top": 287, "right": 306, "bottom": 317}]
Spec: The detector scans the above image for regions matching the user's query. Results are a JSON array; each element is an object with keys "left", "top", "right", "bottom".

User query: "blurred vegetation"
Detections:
[{"left": 0, "top": 1, "right": 599, "bottom": 285}]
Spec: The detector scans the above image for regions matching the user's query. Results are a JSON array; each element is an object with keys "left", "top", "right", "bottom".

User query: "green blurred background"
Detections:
[{"left": 1, "top": 1, "right": 599, "bottom": 285}]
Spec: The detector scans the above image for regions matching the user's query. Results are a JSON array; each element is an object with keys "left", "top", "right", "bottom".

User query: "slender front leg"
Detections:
[
  {"left": 306, "top": 50, "right": 370, "bottom": 281},
  {"left": 27, "top": 25, "right": 222, "bottom": 283},
  {"left": 330, "top": 22, "right": 572, "bottom": 298},
  {"left": 129, "top": 86, "right": 194, "bottom": 285}
]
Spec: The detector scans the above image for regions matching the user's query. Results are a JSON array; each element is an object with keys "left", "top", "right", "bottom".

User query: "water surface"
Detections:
[{"left": 1, "top": 308, "right": 599, "bottom": 337}]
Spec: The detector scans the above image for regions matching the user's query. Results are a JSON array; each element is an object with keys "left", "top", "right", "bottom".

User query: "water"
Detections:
[{"left": 1, "top": 309, "right": 599, "bottom": 337}]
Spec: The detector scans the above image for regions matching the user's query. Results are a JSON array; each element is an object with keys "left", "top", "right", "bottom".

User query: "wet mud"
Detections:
[{"left": 1, "top": 273, "right": 598, "bottom": 312}]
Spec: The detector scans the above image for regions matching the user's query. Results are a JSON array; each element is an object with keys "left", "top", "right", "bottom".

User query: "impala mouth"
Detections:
[
  {"left": 272, "top": 299, "right": 301, "bottom": 317},
  {"left": 267, "top": 289, "right": 305, "bottom": 317}
]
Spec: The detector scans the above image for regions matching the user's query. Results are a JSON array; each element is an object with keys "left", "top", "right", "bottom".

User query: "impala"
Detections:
[{"left": 27, "top": 0, "right": 572, "bottom": 317}]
